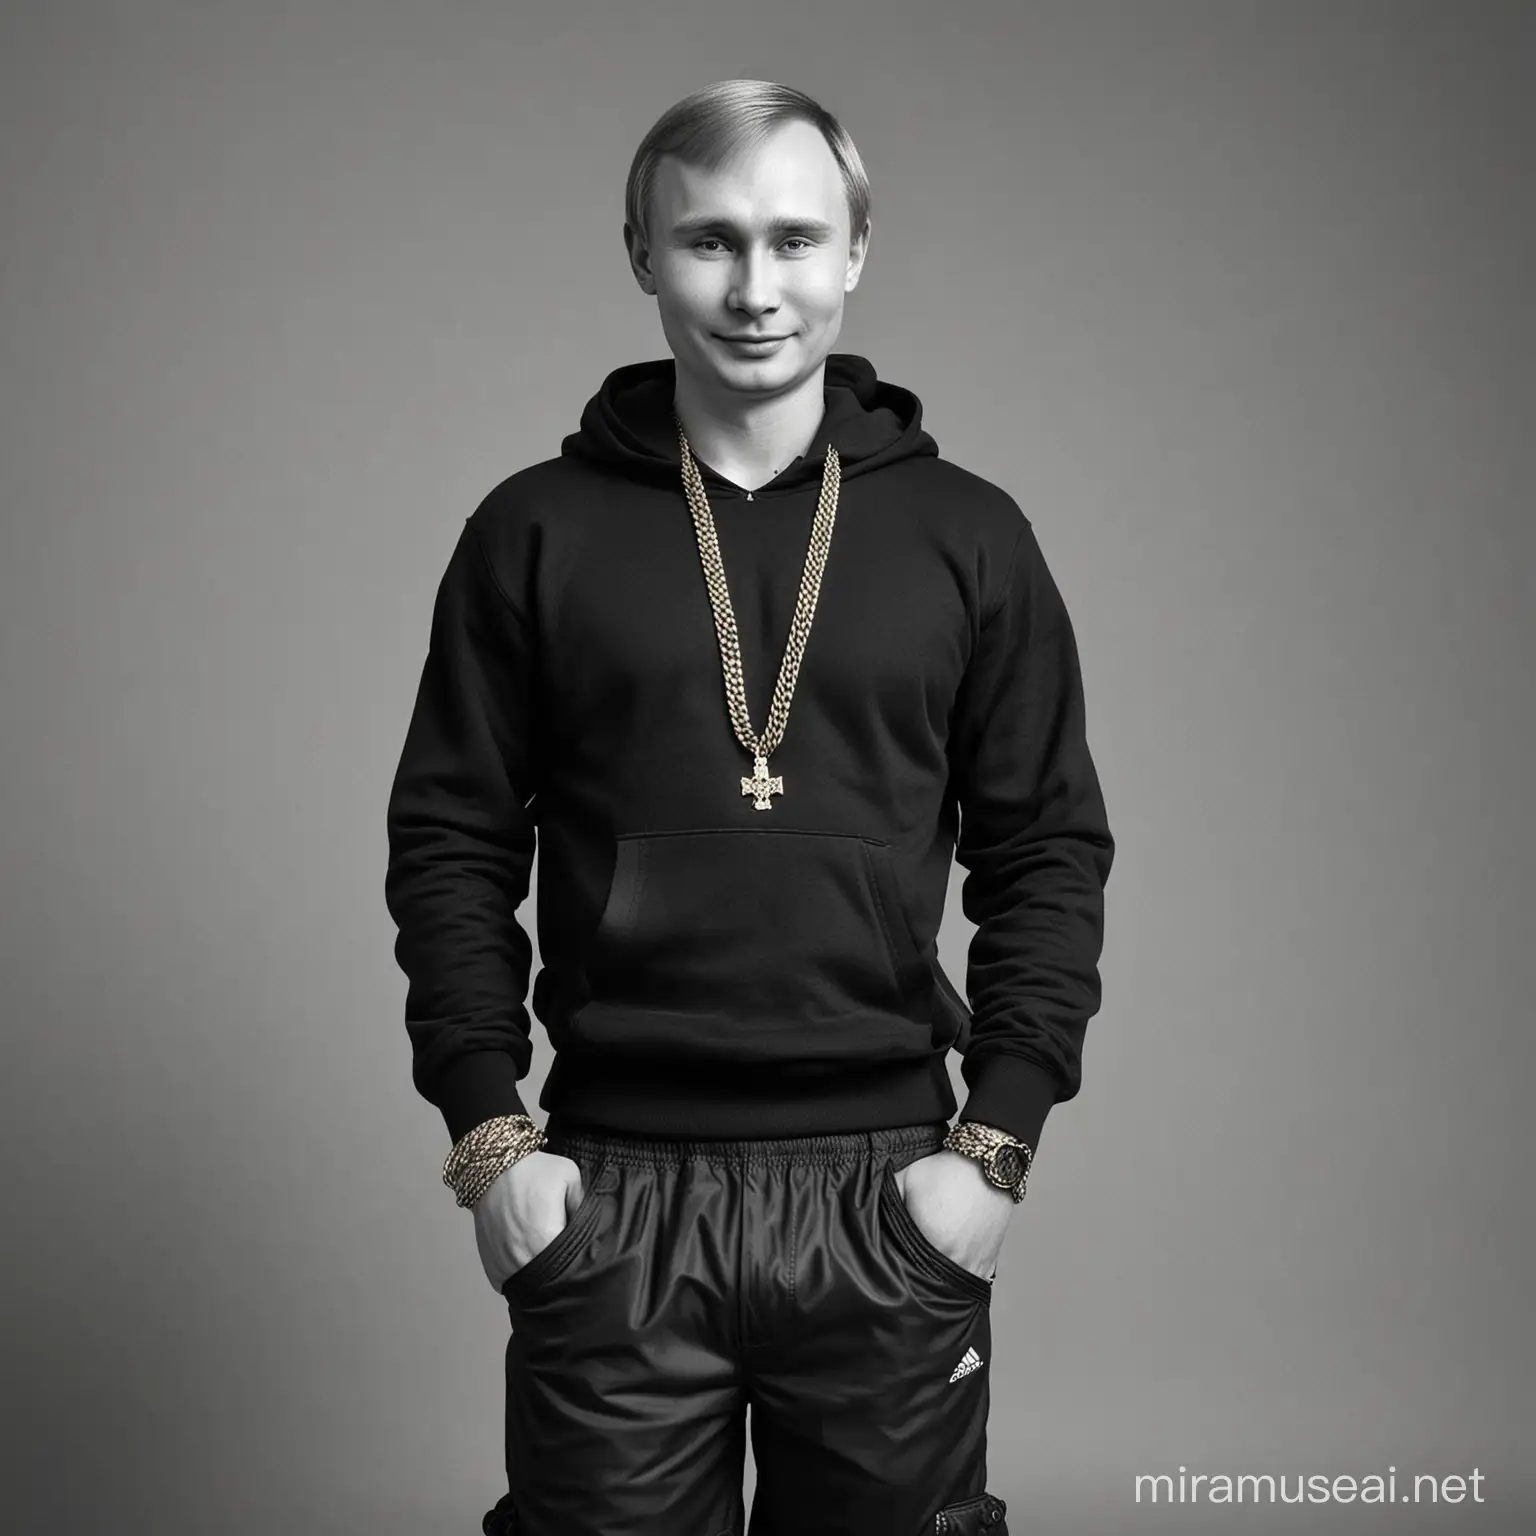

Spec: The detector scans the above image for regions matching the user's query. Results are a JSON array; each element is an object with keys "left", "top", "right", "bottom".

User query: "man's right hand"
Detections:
[{"left": 472, "top": 1149, "right": 586, "bottom": 1294}]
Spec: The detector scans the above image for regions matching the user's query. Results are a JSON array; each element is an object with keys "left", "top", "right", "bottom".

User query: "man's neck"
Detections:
[{"left": 672, "top": 363, "right": 827, "bottom": 493}]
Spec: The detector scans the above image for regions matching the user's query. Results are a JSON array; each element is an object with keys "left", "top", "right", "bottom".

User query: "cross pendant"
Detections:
[{"left": 740, "top": 753, "right": 784, "bottom": 811}]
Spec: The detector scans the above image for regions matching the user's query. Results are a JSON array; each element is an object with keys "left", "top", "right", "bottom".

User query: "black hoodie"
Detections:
[{"left": 385, "top": 353, "right": 1114, "bottom": 1154}]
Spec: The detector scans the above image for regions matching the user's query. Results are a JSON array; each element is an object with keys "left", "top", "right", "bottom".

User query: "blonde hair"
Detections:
[{"left": 625, "top": 79, "right": 871, "bottom": 248}]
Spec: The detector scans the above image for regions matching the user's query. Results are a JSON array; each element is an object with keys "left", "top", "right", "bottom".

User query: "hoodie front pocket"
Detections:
[{"left": 571, "top": 827, "right": 931, "bottom": 1062}]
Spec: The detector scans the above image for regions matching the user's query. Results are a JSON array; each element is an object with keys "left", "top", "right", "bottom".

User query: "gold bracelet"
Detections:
[{"left": 441, "top": 1113, "right": 547, "bottom": 1209}]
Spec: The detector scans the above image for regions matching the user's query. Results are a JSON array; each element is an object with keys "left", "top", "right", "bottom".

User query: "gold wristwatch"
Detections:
[{"left": 943, "top": 1121, "right": 1032, "bottom": 1203}]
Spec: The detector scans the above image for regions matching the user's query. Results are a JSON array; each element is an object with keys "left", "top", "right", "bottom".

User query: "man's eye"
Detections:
[{"left": 693, "top": 237, "right": 813, "bottom": 253}]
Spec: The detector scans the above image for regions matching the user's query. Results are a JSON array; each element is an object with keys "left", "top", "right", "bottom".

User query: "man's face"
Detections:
[{"left": 627, "top": 117, "right": 869, "bottom": 403}]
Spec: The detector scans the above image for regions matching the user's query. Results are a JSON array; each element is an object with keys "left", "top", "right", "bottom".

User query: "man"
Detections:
[{"left": 385, "top": 78, "right": 1114, "bottom": 1536}]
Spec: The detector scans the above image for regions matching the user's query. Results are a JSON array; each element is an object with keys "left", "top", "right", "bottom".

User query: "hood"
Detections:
[{"left": 560, "top": 353, "right": 939, "bottom": 494}]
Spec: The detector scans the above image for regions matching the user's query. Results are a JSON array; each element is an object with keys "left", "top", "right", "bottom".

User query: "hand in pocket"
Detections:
[
  {"left": 472, "top": 1150, "right": 585, "bottom": 1293},
  {"left": 897, "top": 1151, "right": 1012, "bottom": 1282}
]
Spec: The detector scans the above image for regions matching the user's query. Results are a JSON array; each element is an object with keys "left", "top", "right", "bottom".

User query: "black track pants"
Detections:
[{"left": 483, "top": 1119, "right": 1011, "bottom": 1536}]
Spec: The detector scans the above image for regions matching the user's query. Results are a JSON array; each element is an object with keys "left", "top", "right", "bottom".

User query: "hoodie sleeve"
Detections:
[
  {"left": 385, "top": 517, "right": 541, "bottom": 1145},
  {"left": 947, "top": 519, "right": 1115, "bottom": 1156}
]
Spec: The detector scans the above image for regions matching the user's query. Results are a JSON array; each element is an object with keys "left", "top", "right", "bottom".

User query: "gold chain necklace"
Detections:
[{"left": 674, "top": 412, "right": 842, "bottom": 810}]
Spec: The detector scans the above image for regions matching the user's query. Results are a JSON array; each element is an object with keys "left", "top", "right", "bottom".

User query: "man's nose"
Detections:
[{"left": 729, "top": 248, "right": 780, "bottom": 314}]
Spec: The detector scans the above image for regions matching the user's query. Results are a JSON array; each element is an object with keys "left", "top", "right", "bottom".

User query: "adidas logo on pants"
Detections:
[{"left": 949, "top": 1346, "right": 984, "bottom": 1383}]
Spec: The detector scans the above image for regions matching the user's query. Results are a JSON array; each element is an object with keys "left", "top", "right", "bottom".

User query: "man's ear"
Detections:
[
  {"left": 846, "top": 217, "right": 872, "bottom": 293},
  {"left": 624, "top": 222, "right": 657, "bottom": 295}
]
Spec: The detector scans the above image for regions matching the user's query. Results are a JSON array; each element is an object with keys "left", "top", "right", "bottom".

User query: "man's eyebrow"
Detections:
[{"left": 669, "top": 215, "right": 838, "bottom": 239}]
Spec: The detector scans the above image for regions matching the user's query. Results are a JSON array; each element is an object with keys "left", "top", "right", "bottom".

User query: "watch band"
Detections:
[{"left": 943, "top": 1120, "right": 1032, "bottom": 1203}]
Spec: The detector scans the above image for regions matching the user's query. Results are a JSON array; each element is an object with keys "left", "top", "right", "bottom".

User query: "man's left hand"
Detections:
[{"left": 896, "top": 1148, "right": 1015, "bottom": 1281}]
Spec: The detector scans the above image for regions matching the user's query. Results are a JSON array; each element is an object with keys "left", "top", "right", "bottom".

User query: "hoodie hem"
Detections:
[{"left": 539, "top": 1052, "right": 957, "bottom": 1139}]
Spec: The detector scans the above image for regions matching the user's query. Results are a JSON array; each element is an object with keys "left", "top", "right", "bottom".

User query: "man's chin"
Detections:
[{"left": 682, "top": 342, "right": 821, "bottom": 397}]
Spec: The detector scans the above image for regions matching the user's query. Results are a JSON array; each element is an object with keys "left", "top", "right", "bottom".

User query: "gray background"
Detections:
[{"left": 2, "top": 2, "right": 1531, "bottom": 1533}]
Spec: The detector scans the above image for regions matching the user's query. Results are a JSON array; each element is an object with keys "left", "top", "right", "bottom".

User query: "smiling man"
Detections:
[{"left": 385, "top": 79, "right": 1114, "bottom": 1536}]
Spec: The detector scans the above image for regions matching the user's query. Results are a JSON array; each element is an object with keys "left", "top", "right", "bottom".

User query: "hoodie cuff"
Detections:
[
  {"left": 432, "top": 1050, "right": 532, "bottom": 1146},
  {"left": 956, "top": 1055, "right": 1060, "bottom": 1156}
]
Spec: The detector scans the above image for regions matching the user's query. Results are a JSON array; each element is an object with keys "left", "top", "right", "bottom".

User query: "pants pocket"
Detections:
[
  {"left": 935, "top": 1490, "right": 1010, "bottom": 1533},
  {"left": 878, "top": 1160, "right": 996, "bottom": 1306},
  {"left": 500, "top": 1162, "right": 617, "bottom": 1304}
]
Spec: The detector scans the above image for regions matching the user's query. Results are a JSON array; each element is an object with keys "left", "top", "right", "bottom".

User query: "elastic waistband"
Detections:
[{"left": 543, "top": 1117, "right": 950, "bottom": 1169}]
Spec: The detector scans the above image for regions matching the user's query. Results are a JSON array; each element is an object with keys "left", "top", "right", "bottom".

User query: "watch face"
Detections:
[{"left": 990, "top": 1145, "right": 1024, "bottom": 1186}]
